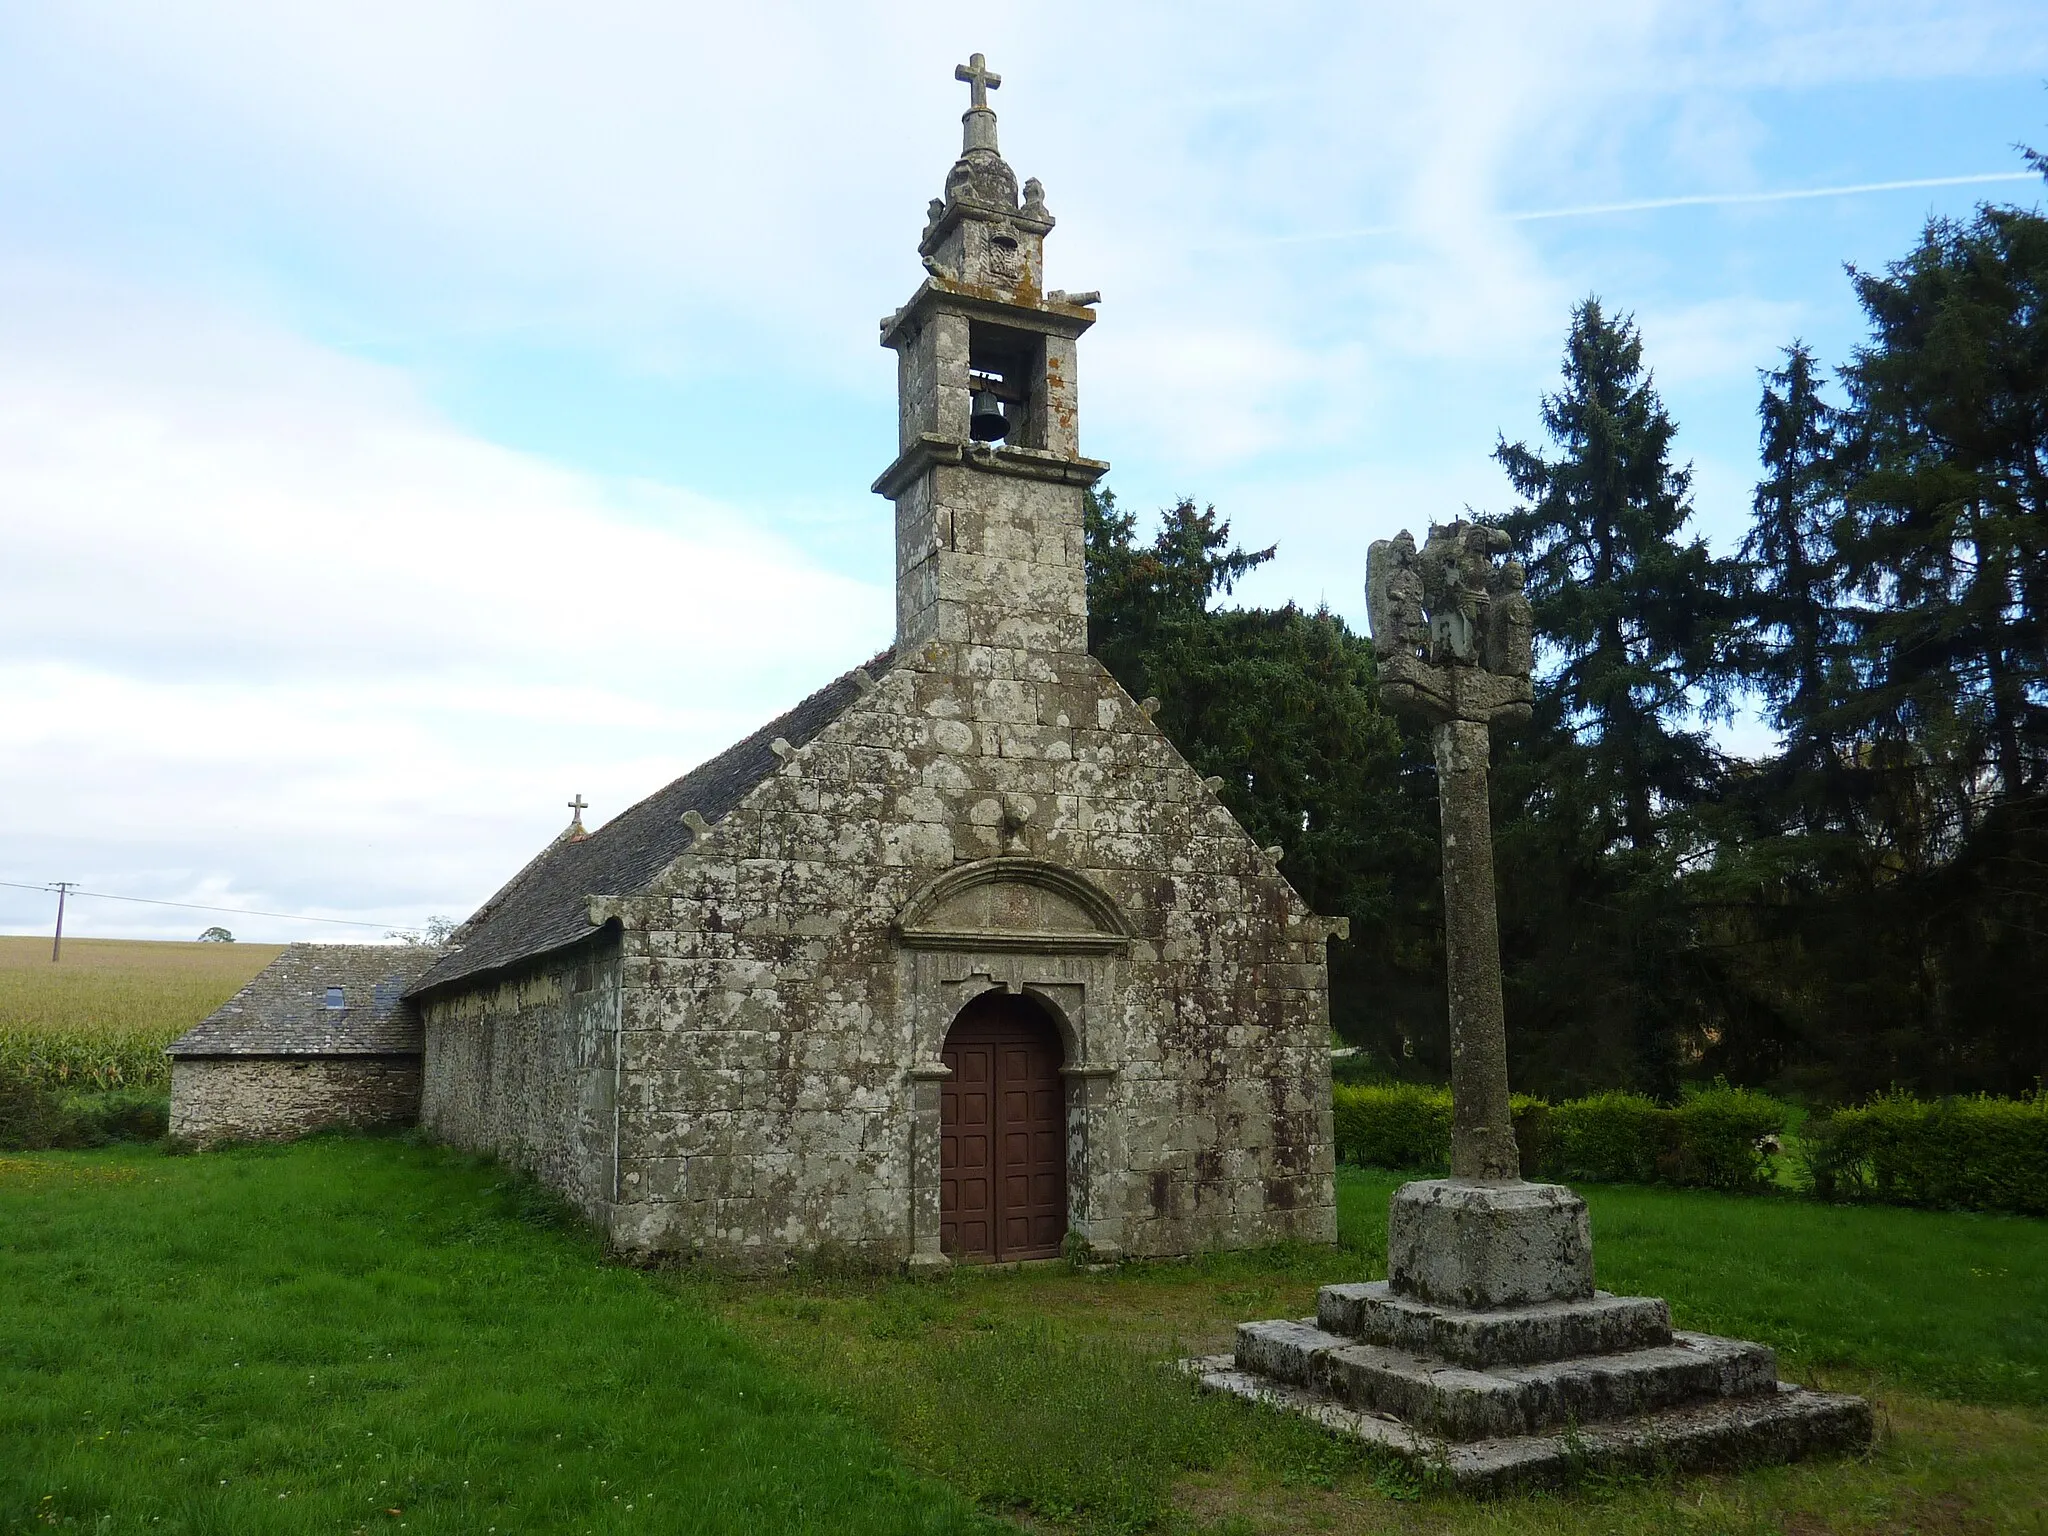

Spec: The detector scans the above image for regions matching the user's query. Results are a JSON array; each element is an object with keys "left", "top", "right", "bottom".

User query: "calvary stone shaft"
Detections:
[
  {"left": 1366, "top": 520, "right": 1533, "bottom": 1181},
  {"left": 1433, "top": 715, "right": 1518, "bottom": 1179}
]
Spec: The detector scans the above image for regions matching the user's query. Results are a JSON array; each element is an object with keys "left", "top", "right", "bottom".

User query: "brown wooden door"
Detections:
[{"left": 939, "top": 993, "right": 1066, "bottom": 1262}]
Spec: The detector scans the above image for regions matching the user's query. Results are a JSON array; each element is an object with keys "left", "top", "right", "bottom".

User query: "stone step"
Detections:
[
  {"left": 1186, "top": 1353, "right": 1874, "bottom": 1495},
  {"left": 1234, "top": 1319, "right": 1777, "bottom": 1441},
  {"left": 1318, "top": 1280, "right": 1671, "bottom": 1366}
]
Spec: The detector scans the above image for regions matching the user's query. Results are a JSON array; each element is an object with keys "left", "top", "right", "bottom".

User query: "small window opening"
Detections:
[{"left": 324, "top": 986, "right": 346, "bottom": 1010}]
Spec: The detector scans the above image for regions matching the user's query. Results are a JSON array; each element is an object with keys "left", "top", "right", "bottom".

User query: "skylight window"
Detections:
[{"left": 324, "top": 986, "right": 345, "bottom": 1010}]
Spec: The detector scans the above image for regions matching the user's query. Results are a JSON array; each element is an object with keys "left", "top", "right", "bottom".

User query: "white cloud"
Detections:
[{"left": 0, "top": 262, "right": 887, "bottom": 939}]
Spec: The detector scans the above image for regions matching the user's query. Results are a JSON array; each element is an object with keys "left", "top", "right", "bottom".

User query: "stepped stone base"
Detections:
[
  {"left": 1186, "top": 1355, "right": 1874, "bottom": 1494},
  {"left": 1319, "top": 1280, "right": 1671, "bottom": 1367},
  {"left": 1187, "top": 1232, "right": 1872, "bottom": 1494},
  {"left": 1237, "top": 1318, "right": 1777, "bottom": 1441}
]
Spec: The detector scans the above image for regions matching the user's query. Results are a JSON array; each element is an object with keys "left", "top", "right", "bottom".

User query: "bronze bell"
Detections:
[{"left": 969, "top": 390, "right": 1007, "bottom": 442}]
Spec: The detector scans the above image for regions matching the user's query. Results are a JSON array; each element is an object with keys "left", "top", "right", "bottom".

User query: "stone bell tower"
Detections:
[{"left": 874, "top": 54, "right": 1109, "bottom": 658}]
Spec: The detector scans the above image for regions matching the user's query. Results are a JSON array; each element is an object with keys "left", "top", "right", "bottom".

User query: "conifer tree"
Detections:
[
  {"left": 1738, "top": 343, "right": 1858, "bottom": 831},
  {"left": 1495, "top": 299, "right": 1739, "bottom": 851},
  {"left": 1835, "top": 172, "right": 2048, "bottom": 805}
]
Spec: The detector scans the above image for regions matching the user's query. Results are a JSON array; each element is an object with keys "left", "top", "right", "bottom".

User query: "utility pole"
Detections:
[{"left": 49, "top": 882, "right": 77, "bottom": 963}]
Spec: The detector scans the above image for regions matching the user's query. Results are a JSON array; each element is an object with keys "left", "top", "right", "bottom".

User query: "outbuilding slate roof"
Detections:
[
  {"left": 167, "top": 943, "right": 443, "bottom": 1058},
  {"left": 410, "top": 649, "right": 894, "bottom": 996}
]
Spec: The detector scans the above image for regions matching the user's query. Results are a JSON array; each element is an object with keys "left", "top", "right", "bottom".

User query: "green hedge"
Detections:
[
  {"left": 1333, "top": 1082, "right": 1786, "bottom": 1193},
  {"left": 0, "top": 1072, "right": 169, "bottom": 1151},
  {"left": 1331, "top": 1082, "right": 1451, "bottom": 1171},
  {"left": 1801, "top": 1092, "right": 2048, "bottom": 1216}
]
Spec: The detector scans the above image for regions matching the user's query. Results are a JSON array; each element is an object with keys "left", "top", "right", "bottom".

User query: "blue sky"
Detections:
[{"left": 3, "top": 2, "right": 2045, "bottom": 943}]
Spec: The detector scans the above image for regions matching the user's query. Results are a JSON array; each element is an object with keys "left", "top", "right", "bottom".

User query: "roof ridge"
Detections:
[{"left": 410, "top": 646, "right": 895, "bottom": 995}]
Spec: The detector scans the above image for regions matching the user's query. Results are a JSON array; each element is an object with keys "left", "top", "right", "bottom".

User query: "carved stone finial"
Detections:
[{"left": 1365, "top": 519, "right": 1531, "bottom": 729}]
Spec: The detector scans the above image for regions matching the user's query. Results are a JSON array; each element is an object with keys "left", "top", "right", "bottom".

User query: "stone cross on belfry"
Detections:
[
  {"left": 1366, "top": 521, "right": 1535, "bottom": 1181},
  {"left": 954, "top": 53, "right": 1001, "bottom": 110}
]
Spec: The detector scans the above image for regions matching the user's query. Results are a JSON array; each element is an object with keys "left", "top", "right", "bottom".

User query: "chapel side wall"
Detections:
[
  {"left": 418, "top": 935, "right": 621, "bottom": 1221},
  {"left": 168, "top": 1057, "right": 422, "bottom": 1145},
  {"left": 604, "top": 651, "right": 1335, "bottom": 1266}
]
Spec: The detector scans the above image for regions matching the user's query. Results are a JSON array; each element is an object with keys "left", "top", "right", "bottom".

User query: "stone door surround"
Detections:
[{"left": 899, "top": 856, "right": 1129, "bottom": 1269}]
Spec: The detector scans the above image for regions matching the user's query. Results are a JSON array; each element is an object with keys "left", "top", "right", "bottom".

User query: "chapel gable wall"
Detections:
[{"left": 603, "top": 645, "right": 1336, "bottom": 1266}]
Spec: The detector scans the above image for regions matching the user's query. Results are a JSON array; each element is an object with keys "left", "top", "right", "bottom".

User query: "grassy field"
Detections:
[
  {"left": 5, "top": 1141, "right": 2045, "bottom": 1534},
  {"left": 0, "top": 935, "right": 280, "bottom": 1090},
  {"left": 693, "top": 1168, "right": 2048, "bottom": 1533},
  {"left": 0, "top": 1137, "right": 991, "bottom": 1535}
]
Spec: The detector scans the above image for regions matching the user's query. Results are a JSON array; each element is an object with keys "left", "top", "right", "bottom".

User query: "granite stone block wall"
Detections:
[
  {"left": 419, "top": 937, "right": 621, "bottom": 1220},
  {"left": 169, "top": 1057, "right": 421, "bottom": 1144},
  {"left": 599, "top": 641, "right": 1337, "bottom": 1267}
]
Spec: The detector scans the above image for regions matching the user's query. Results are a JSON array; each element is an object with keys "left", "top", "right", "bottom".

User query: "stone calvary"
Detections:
[{"left": 1189, "top": 523, "right": 1873, "bottom": 1490}]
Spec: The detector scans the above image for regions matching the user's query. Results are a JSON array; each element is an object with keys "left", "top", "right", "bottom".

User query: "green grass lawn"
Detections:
[
  {"left": 0, "top": 1139, "right": 990, "bottom": 1535},
  {"left": 5, "top": 1145, "right": 2046, "bottom": 1535},
  {"left": 690, "top": 1169, "right": 2048, "bottom": 1534}
]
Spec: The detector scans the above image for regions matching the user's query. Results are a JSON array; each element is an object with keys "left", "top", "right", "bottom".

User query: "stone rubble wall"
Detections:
[
  {"left": 418, "top": 936, "right": 621, "bottom": 1220},
  {"left": 168, "top": 1056, "right": 421, "bottom": 1144},
  {"left": 605, "top": 639, "right": 1336, "bottom": 1266}
]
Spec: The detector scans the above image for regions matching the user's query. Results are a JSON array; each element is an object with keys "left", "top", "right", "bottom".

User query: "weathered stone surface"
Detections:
[
  {"left": 1233, "top": 1319, "right": 1773, "bottom": 1441},
  {"left": 1323, "top": 1332, "right": 1776, "bottom": 1441},
  {"left": 420, "top": 937, "right": 620, "bottom": 1222},
  {"left": 170, "top": 1057, "right": 420, "bottom": 1144},
  {"left": 1318, "top": 1280, "right": 1670, "bottom": 1367},
  {"left": 1188, "top": 1356, "right": 1874, "bottom": 1494},
  {"left": 413, "top": 66, "right": 1339, "bottom": 1271},
  {"left": 1367, "top": 522, "right": 1536, "bottom": 1181},
  {"left": 1387, "top": 1179, "right": 1593, "bottom": 1309}
]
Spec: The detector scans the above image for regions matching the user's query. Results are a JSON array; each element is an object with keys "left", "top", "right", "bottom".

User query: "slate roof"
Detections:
[
  {"left": 411, "top": 649, "right": 894, "bottom": 996},
  {"left": 167, "top": 943, "right": 443, "bottom": 1058}
]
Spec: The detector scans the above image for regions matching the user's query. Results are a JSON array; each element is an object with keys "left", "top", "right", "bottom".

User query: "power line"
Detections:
[{"left": 0, "top": 879, "right": 422, "bottom": 932}]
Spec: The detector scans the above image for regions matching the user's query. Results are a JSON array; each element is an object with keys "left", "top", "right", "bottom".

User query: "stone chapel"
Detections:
[{"left": 409, "top": 57, "right": 1342, "bottom": 1269}]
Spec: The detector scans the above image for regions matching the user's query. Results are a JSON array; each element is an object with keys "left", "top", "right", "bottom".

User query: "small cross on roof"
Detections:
[
  {"left": 955, "top": 53, "right": 1000, "bottom": 111},
  {"left": 568, "top": 793, "right": 588, "bottom": 825}
]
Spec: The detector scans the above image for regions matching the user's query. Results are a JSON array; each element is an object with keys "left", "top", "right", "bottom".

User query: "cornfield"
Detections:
[{"left": 0, "top": 936, "right": 280, "bottom": 1092}]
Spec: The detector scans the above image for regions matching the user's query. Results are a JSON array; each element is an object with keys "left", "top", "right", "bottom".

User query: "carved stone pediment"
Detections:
[{"left": 893, "top": 857, "right": 1133, "bottom": 955}]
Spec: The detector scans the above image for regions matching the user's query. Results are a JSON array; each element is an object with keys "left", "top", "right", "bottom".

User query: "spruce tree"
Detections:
[
  {"left": 1738, "top": 343, "right": 1859, "bottom": 831},
  {"left": 1495, "top": 298, "right": 1739, "bottom": 852},
  {"left": 1835, "top": 174, "right": 2048, "bottom": 804}
]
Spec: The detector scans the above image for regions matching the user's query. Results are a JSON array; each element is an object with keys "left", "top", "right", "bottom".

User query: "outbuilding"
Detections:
[{"left": 167, "top": 943, "right": 442, "bottom": 1143}]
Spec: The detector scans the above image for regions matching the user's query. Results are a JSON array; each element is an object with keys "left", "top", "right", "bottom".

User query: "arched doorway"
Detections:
[{"left": 940, "top": 990, "right": 1067, "bottom": 1262}]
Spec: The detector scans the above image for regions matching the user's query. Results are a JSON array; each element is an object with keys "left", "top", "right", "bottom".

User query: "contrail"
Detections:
[{"left": 1249, "top": 171, "right": 2041, "bottom": 247}]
